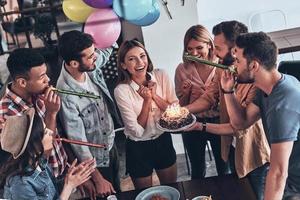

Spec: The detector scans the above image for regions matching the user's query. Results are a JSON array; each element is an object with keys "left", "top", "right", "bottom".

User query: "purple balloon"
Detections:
[{"left": 83, "top": 0, "right": 113, "bottom": 8}]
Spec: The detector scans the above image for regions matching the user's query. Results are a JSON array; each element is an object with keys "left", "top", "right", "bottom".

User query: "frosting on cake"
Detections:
[{"left": 159, "top": 104, "right": 194, "bottom": 130}]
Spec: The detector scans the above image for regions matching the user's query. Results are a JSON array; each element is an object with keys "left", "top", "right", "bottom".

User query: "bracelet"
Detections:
[
  {"left": 221, "top": 87, "right": 234, "bottom": 94},
  {"left": 202, "top": 122, "right": 207, "bottom": 132}
]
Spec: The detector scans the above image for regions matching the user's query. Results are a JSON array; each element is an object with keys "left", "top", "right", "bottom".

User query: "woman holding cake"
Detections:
[
  {"left": 114, "top": 39, "right": 178, "bottom": 189},
  {"left": 175, "top": 25, "right": 228, "bottom": 179}
]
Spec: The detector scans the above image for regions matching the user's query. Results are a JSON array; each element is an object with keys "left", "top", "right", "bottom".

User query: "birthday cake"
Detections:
[{"left": 158, "top": 104, "right": 194, "bottom": 130}]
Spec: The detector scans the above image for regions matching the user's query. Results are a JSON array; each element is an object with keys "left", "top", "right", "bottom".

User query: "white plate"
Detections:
[
  {"left": 156, "top": 114, "right": 196, "bottom": 133},
  {"left": 192, "top": 196, "right": 211, "bottom": 200},
  {"left": 135, "top": 185, "right": 180, "bottom": 200}
]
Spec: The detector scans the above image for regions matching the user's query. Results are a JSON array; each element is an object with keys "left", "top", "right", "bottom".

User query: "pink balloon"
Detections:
[{"left": 84, "top": 8, "right": 121, "bottom": 48}]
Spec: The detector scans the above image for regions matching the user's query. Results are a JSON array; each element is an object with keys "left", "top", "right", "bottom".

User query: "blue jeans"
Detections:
[{"left": 247, "top": 163, "right": 270, "bottom": 200}]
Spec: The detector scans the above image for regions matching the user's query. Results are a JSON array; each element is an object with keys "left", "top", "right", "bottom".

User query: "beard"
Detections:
[
  {"left": 221, "top": 51, "right": 235, "bottom": 66},
  {"left": 236, "top": 76, "right": 255, "bottom": 84},
  {"left": 78, "top": 60, "right": 96, "bottom": 72},
  {"left": 236, "top": 67, "right": 255, "bottom": 84}
]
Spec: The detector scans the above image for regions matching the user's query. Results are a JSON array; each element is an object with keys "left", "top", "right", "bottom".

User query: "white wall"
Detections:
[
  {"left": 142, "top": 0, "right": 199, "bottom": 79},
  {"left": 197, "top": 0, "right": 300, "bottom": 33},
  {"left": 142, "top": 1, "right": 199, "bottom": 154}
]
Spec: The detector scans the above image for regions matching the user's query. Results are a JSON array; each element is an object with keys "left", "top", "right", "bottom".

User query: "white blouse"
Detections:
[{"left": 114, "top": 69, "right": 178, "bottom": 141}]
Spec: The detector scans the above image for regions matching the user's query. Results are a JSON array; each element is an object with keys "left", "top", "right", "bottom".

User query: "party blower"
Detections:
[
  {"left": 52, "top": 88, "right": 100, "bottom": 99},
  {"left": 184, "top": 53, "right": 237, "bottom": 74}
]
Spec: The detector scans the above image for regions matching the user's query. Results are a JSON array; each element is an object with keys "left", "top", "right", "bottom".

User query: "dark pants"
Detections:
[
  {"left": 182, "top": 117, "right": 229, "bottom": 179},
  {"left": 247, "top": 163, "right": 269, "bottom": 200},
  {"left": 98, "top": 144, "right": 121, "bottom": 192},
  {"left": 229, "top": 145, "right": 269, "bottom": 200}
]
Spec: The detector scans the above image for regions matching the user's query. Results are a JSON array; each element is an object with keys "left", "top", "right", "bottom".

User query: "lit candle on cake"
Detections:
[
  {"left": 165, "top": 103, "right": 181, "bottom": 118},
  {"left": 159, "top": 103, "right": 194, "bottom": 130}
]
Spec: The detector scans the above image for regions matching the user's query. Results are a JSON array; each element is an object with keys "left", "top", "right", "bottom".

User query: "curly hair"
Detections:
[
  {"left": 6, "top": 48, "right": 45, "bottom": 80},
  {"left": 212, "top": 20, "right": 248, "bottom": 48},
  {"left": 58, "top": 30, "right": 94, "bottom": 65},
  {"left": 236, "top": 32, "right": 278, "bottom": 70},
  {"left": 0, "top": 113, "right": 45, "bottom": 187}
]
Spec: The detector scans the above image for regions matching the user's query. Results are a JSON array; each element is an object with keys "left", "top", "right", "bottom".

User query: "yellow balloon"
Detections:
[{"left": 63, "top": 0, "right": 95, "bottom": 23}]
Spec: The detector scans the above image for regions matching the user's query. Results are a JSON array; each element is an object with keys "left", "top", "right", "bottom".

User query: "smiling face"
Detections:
[
  {"left": 186, "top": 38, "right": 211, "bottom": 60},
  {"left": 214, "top": 33, "right": 235, "bottom": 65},
  {"left": 78, "top": 44, "right": 97, "bottom": 72},
  {"left": 121, "top": 46, "right": 148, "bottom": 81}
]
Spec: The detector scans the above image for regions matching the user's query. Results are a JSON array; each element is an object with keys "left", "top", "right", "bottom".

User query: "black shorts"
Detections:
[{"left": 126, "top": 133, "right": 177, "bottom": 178}]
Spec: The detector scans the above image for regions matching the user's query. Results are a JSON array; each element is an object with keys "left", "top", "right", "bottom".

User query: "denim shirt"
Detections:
[
  {"left": 56, "top": 47, "right": 121, "bottom": 167},
  {"left": 4, "top": 164, "right": 59, "bottom": 200}
]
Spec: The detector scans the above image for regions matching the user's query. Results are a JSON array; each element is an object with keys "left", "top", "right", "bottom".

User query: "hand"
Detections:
[
  {"left": 190, "top": 86, "right": 205, "bottom": 99},
  {"left": 221, "top": 70, "right": 236, "bottom": 92},
  {"left": 92, "top": 170, "right": 116, "bottom": 198},
  {"left": 64, "top": 158, "right": 96, "bottom": 190},
  {"left": 181, "top": 80, "right": 192, "bottom": 95},
  {"left": 78, "top": 179, "right": 96, "bottom": 200},
  {"left": 184, "top": 122, "right": 202, "bottom": 132},
  {"left": 137, "top": 85, "right": 152, "bottom": 100},
  {"left": 42, "top": 86, "right": 61, "bottom": 116},
  {"left": 147, "top": 81, "right": 157, "bottom": 97}
]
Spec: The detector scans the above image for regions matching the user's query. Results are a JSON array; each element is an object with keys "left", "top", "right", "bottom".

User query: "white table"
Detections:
[{"left": 267, "top": 27, "right": 300, "bottom": 54}]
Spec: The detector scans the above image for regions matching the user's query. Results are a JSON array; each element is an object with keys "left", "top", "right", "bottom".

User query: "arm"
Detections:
[
  {"left": 186, "top": 69, "right": 221, "bottom": 113},
  {"left": 8, "top": 181, "right": 40, "bottom": 200},
  {"left": 95, "top": 43, "right": 117, "bottom": 68},
  {"left": 264, "top": 142, "right": 293, "bottom": 200},
  {"left": 114, "top": 86, "right": 147, "bottom": 138},
  {"left": 136, "top": 85, "right": 152, "bottom": 128},
  {"left": 187, "top": 122, "right": 235, "bottom": 136},
  {"left": 221, "top": 71, "right": 260, "bottom": 129},
  {"left": 148, "top": 81, "right": 169, "bottom": 111},
  {"left": 174, "top": 66, "right": 191, "bottom": 106},
  {"left": 43, "top": 86, "right": 61, "bottom": 132},
  {"left": 151, "top": 69, "right": 178, "bottom": 111},
  {"left": 60, "top": 159, "right": 96, "bottom": 200}
]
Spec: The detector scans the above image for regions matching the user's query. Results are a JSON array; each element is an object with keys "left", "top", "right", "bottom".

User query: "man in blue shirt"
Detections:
[{"left": 220, "top": 32, "right": 300, "bottom": 200}]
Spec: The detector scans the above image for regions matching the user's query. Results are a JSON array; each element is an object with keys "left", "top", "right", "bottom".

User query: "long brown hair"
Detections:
[
  {"left": 183, "top": 24, "right": 215, "bottom": 62},
  {"left": 0, "top": 114, "right": 45, "bottom": 187},
  {"left": 117, "top": 39, "right": 154, "bottom": 84}
]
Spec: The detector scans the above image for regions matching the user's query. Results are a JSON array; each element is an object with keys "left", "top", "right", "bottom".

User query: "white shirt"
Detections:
[{"left": 114, "top": 69, "right": 178, "bottom": 141}]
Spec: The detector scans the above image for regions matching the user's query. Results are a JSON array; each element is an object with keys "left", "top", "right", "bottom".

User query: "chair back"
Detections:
[
  {"left": 248, "top": 9, "right": 287, "bottom": 32},
  {"left": 278, "top": 60, "right": 300, "bottom": 81}
]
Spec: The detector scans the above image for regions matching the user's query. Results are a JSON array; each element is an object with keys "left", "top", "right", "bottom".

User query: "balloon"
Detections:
[
  {"left": 113, "top": 0, "right": 152, "bottom": 21},
  {"left": 83, "top": 0, "right": 113, "bottom": 8},
  {"left": 63, "top": 0, "right": 95, "bottom": 23},
  {"left": 84, "top": 8, "right": 121, "bottom": 48},
  {"left": 129, "top": 0, "right": 160, "bottom": 26}
]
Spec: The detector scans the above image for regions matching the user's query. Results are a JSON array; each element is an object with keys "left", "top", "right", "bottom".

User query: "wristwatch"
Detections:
[
  {"left": 202, "top": 122, "right": 207, "bottom": 132},
  {"left": 221, "top": 87, "right": 234, "bottom": 94}
]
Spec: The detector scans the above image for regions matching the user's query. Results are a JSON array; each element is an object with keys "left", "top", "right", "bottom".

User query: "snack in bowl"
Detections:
[
  {"left": 150, "top": 194, "right": 170, "bottom": 200},
  {"left": 158, "top": 104, "right": 194, "bottom": 130}
]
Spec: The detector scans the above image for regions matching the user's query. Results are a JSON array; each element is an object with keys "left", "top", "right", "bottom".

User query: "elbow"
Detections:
[
  {"left": 269, "top": 166, "right": 288, "bottom": 186},
  {"left": 124, "top": 125, "right": 145, "bottom": 139},
  {"left": 230, "top": 119, "right": 250, "bottom": 130}
]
